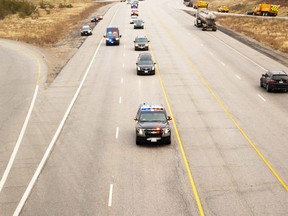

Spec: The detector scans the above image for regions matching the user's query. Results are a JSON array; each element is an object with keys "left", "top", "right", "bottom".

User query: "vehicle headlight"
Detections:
[
  {"left": 152, "top": 66, "right": 155, "bottom": 70},
  {"left": 162, "top": 128, "right": 170, "bottom": 136},
  {"left": 135, "top": 44, "right": 139, "bottom": 47},
  {"left": 116, "top": 38, "right": 119, "bottom": 40},
  {"left": 137, "top": 128, "right": 145, "bottom": 136},
  {"left": 145, "top": 44, "right": 148, "bottom": 47},
  {"left": 137, "top": 66, "right": 141, "bottom": 70}
]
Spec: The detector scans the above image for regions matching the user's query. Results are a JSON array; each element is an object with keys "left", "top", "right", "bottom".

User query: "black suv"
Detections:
[
  {"left": 134, "top": 35, "right": 149, "bottom": 51},
  {"left": 136, "top": 53, "right": 155, "bottom": 75},
  {"left": 260, "top": 70, "right": 288, "bottom": 92},
  {"left": 134, "top": 103, "right": 172, "bottom": 145}
]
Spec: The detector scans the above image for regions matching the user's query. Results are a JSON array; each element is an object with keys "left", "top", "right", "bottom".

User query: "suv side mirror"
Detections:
[
  {"left": 103, "top": 35, "right": 106, "bottom": 38},
  {"left": 120, "top": 35, "right": 122, "bottom": 38},
  {"left": 134, "top": 117, "right": 138, "bottom": 121},
  {"left": 167, "top": 116, "right": 172, "bottom": 121}
]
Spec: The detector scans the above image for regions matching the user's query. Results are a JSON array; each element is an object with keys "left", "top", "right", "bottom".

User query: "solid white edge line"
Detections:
[
  {"left": 0, "top": 85, "right": 39, "bottom": 192},
  {"left": 13, "top": 38, "right": 104, "bottom": 216},
  {"left": 235, "top": 74, "right": 241, "bottom": 80},
  {"left": 258, "top": 94, "right": 266, "bottom": 102},
  {"left": 220, "top": 61, "right": 225, "bottom": 66},
  {"left": 116, "top": 127, "right": 119, "bottom": 139},
  {"left": 108, "top": 184, "right": 114, "bottom": 207}
]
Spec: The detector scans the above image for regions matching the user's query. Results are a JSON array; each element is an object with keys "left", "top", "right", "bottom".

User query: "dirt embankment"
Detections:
[{"left": 0, "top": 1, "right": 115, "bottom": 84}]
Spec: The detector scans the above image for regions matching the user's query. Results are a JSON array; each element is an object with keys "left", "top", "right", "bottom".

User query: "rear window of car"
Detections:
[{"left": 272, "top": 74, "right": 288, "bottom": 80}]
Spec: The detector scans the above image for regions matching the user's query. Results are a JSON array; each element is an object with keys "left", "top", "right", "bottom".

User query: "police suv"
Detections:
[{"left": 134, "top": 103, "right": 172, "bottom": 145}]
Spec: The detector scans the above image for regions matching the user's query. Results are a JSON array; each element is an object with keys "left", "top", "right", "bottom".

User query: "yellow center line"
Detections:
[
  {"left": 148, "top": 11, "right": 288, "bottom": 194},
  {"left": 145, "top": 33, "right": 205, "bottom": 216}
]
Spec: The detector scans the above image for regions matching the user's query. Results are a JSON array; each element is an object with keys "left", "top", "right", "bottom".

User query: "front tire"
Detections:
[{"left": 266, "top": 84, "right": 271, "bottom": 92}]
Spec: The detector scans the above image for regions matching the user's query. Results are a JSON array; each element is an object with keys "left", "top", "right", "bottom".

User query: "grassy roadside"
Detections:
[
  {"left": 216, "top": 16, "right": 288, "bottom": 53},
  {"left": 0, "top": 1, "right": 111, "bottom": 46}
]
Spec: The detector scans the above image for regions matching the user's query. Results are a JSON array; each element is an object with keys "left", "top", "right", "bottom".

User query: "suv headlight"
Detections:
[
  {"left": 137, "top": 66, "right": 141, "bottom": 70},
  {"left": 152, "top": 66, "right": 155, "bottom": 70},
  {"left": 137, "top": 128, "right": 145, "bottom": 136},
  {"left": 162, "top": 128, "right": 170, "bottom": 136}
]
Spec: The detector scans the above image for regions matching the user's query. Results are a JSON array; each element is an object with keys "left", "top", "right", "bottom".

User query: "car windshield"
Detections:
[
  {"left": 83, "top": 27, "right": 90, "bottom": 31},
  {"left": 272, "top": 75, "right": 288, "bottom": 80},
  {"left": 139, "top": 59, "right": 153, "bottom": 65},
  {"left": 107, "top": 31, "right": 118, "bottom": 37},
  {"left": 136, "top": 38, "right": 147, "bottom": 42},
  {"left": 140, "top": 112, "right": 166, "bottom": 122},
  {"left": 135, "top": 20, "right": 143, "bottom": 23}
]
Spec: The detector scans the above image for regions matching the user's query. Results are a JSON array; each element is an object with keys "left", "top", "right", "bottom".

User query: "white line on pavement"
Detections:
[
  {"left": 116, "top": 127, "right": 119, "bottom": 139},
  {"left": 258, "top": 94, "right": 266, "bottom": 102},
  {"left": 0, "top": 85, "right": 39, "bottom": 193},
  {"left": 235, "top": 74, "right": 242, "bottom": 80},
  {"left": 119, "top": 96, "right": 122, "bottom": 104},
  {"left": 108, "top": 184, "right": 114, "bottom": 207}
]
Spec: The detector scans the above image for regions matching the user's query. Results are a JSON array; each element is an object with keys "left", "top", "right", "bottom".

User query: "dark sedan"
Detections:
[
  {"left": 136, "top": 53, "right": 156, "bottom": 75},
  {"left": 260, "top": 70, "right": 288, "bottom": 92}
]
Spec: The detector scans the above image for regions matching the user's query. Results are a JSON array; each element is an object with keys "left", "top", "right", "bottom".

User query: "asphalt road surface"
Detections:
[{"left": 0, "top": 0, "right": 288, "bottom": 215}]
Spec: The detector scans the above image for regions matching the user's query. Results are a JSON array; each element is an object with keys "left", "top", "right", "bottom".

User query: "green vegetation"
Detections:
[{"left": 0, "top": 0, "right": 36, "bottom": 19}]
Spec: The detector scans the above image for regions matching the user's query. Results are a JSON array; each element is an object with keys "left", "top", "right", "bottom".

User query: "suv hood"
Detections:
[{"left": 137, "top": 121, "right": 169, "bottom": 129}]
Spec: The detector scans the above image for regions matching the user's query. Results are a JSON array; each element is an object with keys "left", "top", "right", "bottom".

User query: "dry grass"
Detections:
[
  {"left": 217, "top": 16, "right": 288, "bottom": 53},
  {"left": 0, "top": 1, "right": 110, "bottom": 46},
  {"left": 208, "top": 0, "right": 288, "bottom": 16}
]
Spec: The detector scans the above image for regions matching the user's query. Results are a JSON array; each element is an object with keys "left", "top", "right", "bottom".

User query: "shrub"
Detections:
[{"left": 0, "top": 0, "right": 36, "bottom": 19}]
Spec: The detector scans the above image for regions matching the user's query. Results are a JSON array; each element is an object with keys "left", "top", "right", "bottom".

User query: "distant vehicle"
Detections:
[
  {"left": 193, "top": 0, "right": 208, "bottom": 9},
  {"left": 130, "top": 15, "right": 138, "bottom": 24},
  {"left": 260, "top": 71, "right": 288, "bottom": 92},
  {"left": 131, "top": 8, "right": 139, "bottom": 16},
  {"left": 136, "top": 53, "right": 156, "bottom": 75},
  {"left": 134, "top": 35, "right": 149, "bottom": 51},
  {"left": 134, "top": 103, "right": 172, "bottom": 145},
  {"left": 120, "top": 0, "right": 126, "bottom": 2},
  {"left": 194, "top": 9, "right": 217, "bottom": 31},
  {"left": 218, "top": 6, "right": 229, "bottom": 13},
  {"left": 90, "top": 15, "right": 103, "bottom": 22},
  {"left": 104, "top": 27, "right": 121, "bottom": 46},
  {"left": 247, "top": 4, "right": 280, "bottom": 16},
  {"left": 131, "top": 2, "right": 138, "bottom": 8},
  {"left": 134, "top": 19, "right": 144, "bottom": 29},
  {"left": 80, "top": 25, "right": 92, "bottom": 36}
]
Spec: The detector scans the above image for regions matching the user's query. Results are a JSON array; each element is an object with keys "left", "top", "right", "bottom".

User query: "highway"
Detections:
[{"left": 0, "top": 0, "right": 288, "bottom": 215}]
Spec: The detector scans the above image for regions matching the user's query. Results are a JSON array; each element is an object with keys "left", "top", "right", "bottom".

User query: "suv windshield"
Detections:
[
  {"left": 136, "top": 38, "right": 147, "bottom": 42},
  {"left": 139, "top": 59, "right": 153, "bottom": 65},
  {"left": 140, "top": 112, "right": 166, "bottom": 122}
]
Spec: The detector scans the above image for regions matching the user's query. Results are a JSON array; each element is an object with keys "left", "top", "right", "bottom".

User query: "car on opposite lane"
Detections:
[
  {"left": 260, "top": 70, "right": 288, "bottom": 92},
  {"left": 80, "top": 25, "right": 92, "bottom": 36},
  {"left": 134, "top": 35, "right": 149, "bottom": 50},
  {"left": 134, "top": 103, "right": 172, "bottom": 145},
  {"left": 136, "top": 53, "right": 156, "bottom": 75}
]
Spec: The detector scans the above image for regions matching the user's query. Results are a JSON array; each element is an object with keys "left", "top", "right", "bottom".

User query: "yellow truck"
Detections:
[
  {"left": 247, "top": 4, "right": 280, "bottom": 16},
  {"left": 193, "top": 0, "right": 208, "bottom": 9},
  {"left": 218, "top": 6, "right": 229, "bottom": 13}
]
